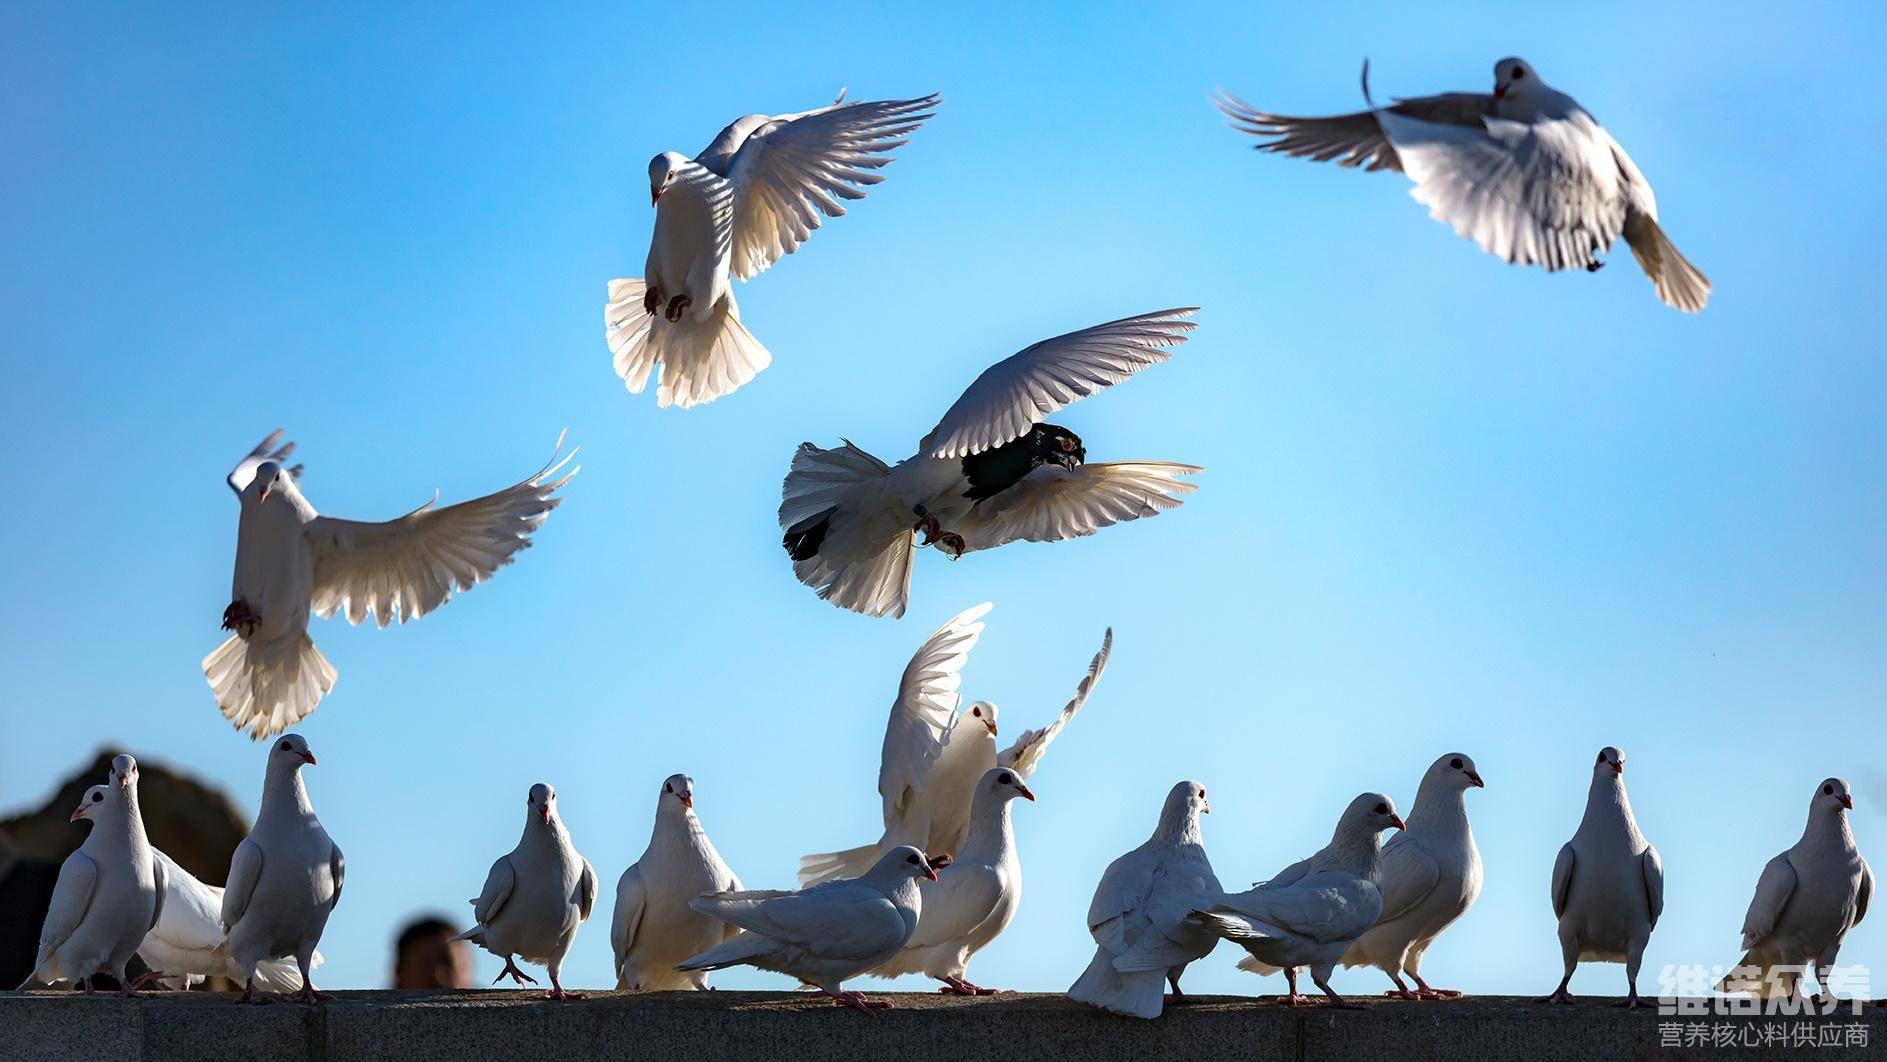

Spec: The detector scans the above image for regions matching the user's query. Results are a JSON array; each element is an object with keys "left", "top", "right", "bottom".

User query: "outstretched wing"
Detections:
[
  {"left": 998, "top": 627, "right": 1112, "bottom": 780},
  {"left": 1212, "top": 88, "right": 1491, "bottom": 173},
  {"left": 952, "top": 462, "right": 1201, "bottom": 553},
  {"left": 924, "top": 309, "right": 1197, "bottom": 460},
  {"left": 724, "top": 94, "right": 938, "bottom": 281},
  {"left": 879, "top": 603, "right": 992, "bottom": 829},
  {"left": 306, "top": 435, "right": 576, "bottom": 627},
  {"left": 225, "top": 430, "right": 301, "bottom": 495}
]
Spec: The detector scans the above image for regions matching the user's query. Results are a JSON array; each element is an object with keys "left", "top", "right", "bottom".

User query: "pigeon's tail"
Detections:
[
  {"left": 796, "top": 842, "right": 883, "bottom": 888},
  {"left": 778, "top": 440, "right": 914, "bottom": 618},
  {"left": 1235, "top": 954, "right": 1288, "bottom": 977},
  {"left": 202, "top": 631, "right": 337, "bottom": 740},
  {"left": 1067, "top": 945, "right": 1165, "bottom": 1020},
  {"left": 1623, "top": 214, "right": 1709, "bottom": 313},
  {"left": 1714, "top": 952, "right": 1797, "bottom": 997},
  {"left": 605, "top": 279, "right": 772, "bottom": 409},
  {"left": 450, "top": 925, "right": 487, "bottom": 947},
  {"left": 250, "top": 957, "right": 308, "bottom": 993},
  {"left": 675, "top": 933, "right": 770, "bottom": 973}
]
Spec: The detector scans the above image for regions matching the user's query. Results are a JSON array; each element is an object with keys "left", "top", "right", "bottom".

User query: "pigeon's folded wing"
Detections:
[
  {"left": 34, "top": 852, "right": 99, "bottom": 967},
  {"left": 1259, "top": 856, "right": 1315, "bottom": 892},
  {"left": 1375, "top": 110, "right": 1628, "bottom": 274},
  {"left": 1212, "top": 90, "right": 1491, "bottom": 173},
  {"left": 578, "top": 860, "right": 598, "bottom": 922},
  {"left": 150, "top": 853, "right": 225, "bottom": 952},
  {"left": 306, "top": 439, "right": 575, "bottom": 627},
  {"left": 924, "top": 310, "right": 1196, "bottom": 459},
  {"left": 471, "top": 855, "right": 515, "bottom": 927},
  {"left": 1086, "top": 851, "right": 1157, "bottom": 956},
  {"left": 1641, "top": 845, "right": 1663, "bottom": 928},
  {"left": 1212, "top": 874, "right": 1380, "bottom": 945},
  {"left": 698, "top": 886, "right": 904, "bottom": 961},
  {"left": 610, "top": 864, "right": 646, "bottom": 967},
  {"left": 1376, "top": 833, "right": 1443, "bottom": 923},
  {"left": 998, "top": 628, "right": 1111, "bottom": 780},
  {"left": 724, "top": 94, "right": 938, "bottom": 281},
  {"left": 905, "top": 868, "right": 1006, "bottom": 950},
  {"left": 221, "top": 839, "right": 264, "bottom": 932},
  {"left": 879, "top": 603, "right": 990, "bottom": 830},
  {"left": 1857, "top": 859, "right": 1874, "bottom": 928},
  {"left": 149, "top": 856, "right": 167, "bottom": 931},
  {"left": 329, "top": 843, "right": 345, "bottom": 907},
  {"left": 953, "top": 463, "right": 1201, "bottom": 553},
  {"left": 1739, "top": 853, "right": 1797, "bottom": 949},
  {"left": 1549, "top": 842, "right": 1575, "bottom": 920}
]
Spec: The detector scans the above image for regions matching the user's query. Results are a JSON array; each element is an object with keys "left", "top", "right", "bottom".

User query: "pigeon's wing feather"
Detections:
[
  {"left": 1376, "top": 832, "right": 1443, "bottom": 923},
  {"left": 1641, "top": 844, "right": 1664, "bottom": 928},
  {"left": 1260, "top": 856, "right": 1315, "bottom": 892},
  {"left": 306, "top": 438, "right": 575, "bottom": 628},
  {"left": 1549, "top": 842, "right": 1575, "bottom": 920},
  {"left": 148, "top": 855, "right": 167, "bottom": 932},
  {"left": 221, "top": 838, "right": 264, "bottom": 933},
  {"left": 905, "top": 867, "right": 1005, "bottom": 949},
  {"left": 1740, "top": 853, "right": 1798, "bottom": 949},
  {"left": 33, "top": 852, "right": 99, "bottom": 969},
  {"left": 1374, "top": 110, "right": 1628, "bottom": 274},
  {"left": 149, "top": 852, "right": 225, "bottom": 952},
  {"left": 724, "top": 94, "right": 938, "bottom": 281},
  {"left": 1086, "top": 849, "right": 1157, "bottom": 955},
  {"left": 998, "top": 628, "right": 1111, "bottom": 779},
  {"left": 471, "top": 855, "right": 516, "bottom": 927},
  {"left": 226, "top": 431, "right": 297, "bottom": 495},
  {"left": 878, "top": 603, "right": 991, "bottom": 830},
  {"left": 924, "top": 310, "right": 1197, "bottom": 459},
  {"left": 1856, "top": 857, "right": 1873, "bottom": 928},
  {"left": 952, "top": 462, "right": 1202, "bottom": 553},
  {"left": 697, "top": 885, "right": 902, "bottom": 961},
  {"left": 1212, "top": 90, "right": 1491, "bottom": 173},
  {"left": 329, "top": 842, "right": 345, "bottom": 908},
  {"left": 610, "top": 864, "right": 646, "bottom": 971},
  {"left": 578, "top": 859, "right": 598, "bottom": 922},
  {"left": 1213, "top": 873, "right": 1381, "bottom": 944}
]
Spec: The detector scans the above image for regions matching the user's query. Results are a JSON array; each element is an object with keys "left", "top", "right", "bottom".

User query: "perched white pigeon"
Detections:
[
  {"left": 1539, "top": 746, "right": 1663, "bottom": 1008},
  {"left": 1183, "top": 792, "right": 1406, "bottom": 1009},
  {"left": 456, "top": 783, "right": 597, "bottom": 1001},
  {"left": 203, "top": 430, "right": 576, "bottom": 739},
  {"left": 605, "top": 91, "right": 938, "bottom": 409},
  {"left": 780, "top": 309, "right": 1201, "bottom": 618},
  {"left": 800, "top": 604, "right": 1110, "bottom": 884},
  {"left": 868, "top": 767, "right": 1036, "bottom": 993},
  {"left": 1067, "top": 780, "right": 1219, "bottom": 1019},
  {"left": 1216, "top": 58, "right": 1709, "bottom": 312},
  {"left": 1718, "top": 778, "right": 1873, "bottom": 1000},
  {"left": 222, "top": 734, "right": 344, "bottom": 1004},
  {"left": 64, "top": 784, "right": 315, "bottom": 992},
  {"left": 611, "top": 774, "right": 743, "bottom": 990},
  {"left": 1340, "top": 753, "right": 1485, "bottom": 999},
  {"left": 18, "top": 757, "right": 167, "bottom": 995},
  {"left": 677, "top": 846, "right": 939, "bottom": 1011}
]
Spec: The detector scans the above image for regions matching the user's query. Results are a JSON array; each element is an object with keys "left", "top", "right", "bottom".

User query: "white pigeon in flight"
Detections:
[
  {"left": 1539, "top": 745, "right": 1663, "bottom": 1008},
  {"left": 222, "top": 734, "right": 343, "bottom": 1004},
  {"left": 799, "top": 603, "right": 1110, "bottom": 885},
  {"left": 780, "top": 309, "right": 1201, "bottom": 618},
  {"left": 1340, "top": 753, "right": 1485, "bottom": 999},
  {"left": 605, "top": 91, "right": 939, "bottom": 409},
  {"left": 1215, "top": 58, "right": 1709, "bottom": 312},
  {"left": 18, "top": 757, "right": 167, "bottom": 995},
  {"left": 867, "top": 767, "right": 1036, "bottom": 993},
  {"left": 677, "top": 846, "right": 939, "bottom": 1011},
  {"left": 456, "top": 783, "right": 597, "bottom": 1002},
  {"left": 204, "top": 430, "right": 576, "bottom": 738},
  {"left": 1182, "top": 792, "right": 1405, "bottom": 1009},
  {"left": 1717, "top": 778, "right": 1873, "bottom": 1000},
  {"left": 611, "top": 773, "right": 744, "bottom": 991},
  {"left": 1068, "top": 780, "right": 1219, "bottom": 1019}
]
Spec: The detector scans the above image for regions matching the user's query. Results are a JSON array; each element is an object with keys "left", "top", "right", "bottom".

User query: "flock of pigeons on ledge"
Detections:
[{"left": 20, "top": 58, "right": 1813, "bottom": 1016}]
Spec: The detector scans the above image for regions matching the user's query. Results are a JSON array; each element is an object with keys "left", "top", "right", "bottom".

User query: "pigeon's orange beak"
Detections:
[
  {"left": 1016, "top": 782, "right": 1036, "bottom": 802},
  {"left": 1390, "top": 814, "right": 1406, "bottom": 830},
  {"left": 1613, "top": 763, "right": 1623, "bottom": 776},
  {"left": 651, "top": 189, "right": 662, "bottom": 207},
  {"left": 679, "top": 794, "right": 693, "bottom": 809},
  {"left": 1493, "top": 85, "right": 1506, "bottom": 101},
  {"left": 983, "top": 719, "right": 997, "bottom": 736},
  {"left": 69, "top": 803, "right": 88, "bottom": 823},
  {"left": 1466, "top": 771, "right": 1485, "bottom": 788},
  {"left": 259, "top": 483, "right": 273, "bottom": 503},
  {"left": 922, "top": 863, "right": 938, "bottom": 881},
  {"left": 1840, "top": 795, "right": 1854, "bottom": 810},
  {"left": 538, "top": 804, "right": 551, "bottom": 823},
  {"left": 300, "top": 751, "right": 317, "bottom": 766}
]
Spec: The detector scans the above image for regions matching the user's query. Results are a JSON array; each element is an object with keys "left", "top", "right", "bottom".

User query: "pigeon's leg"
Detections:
[
  {"left": 1164, "top": 967, "right": 1197, "bottom": 1005},
  {"left": 292, "top": 950, "right": 334, "bottom": 1006},
  {"left": 1314, "top": 968, "right": 1370, "bottom": 1010},
  {"left": 125, "top": 969, "right": 173, "bottom": 993},
  {"left": 937, "top": 975, "right": 994, "bottom": 996},
  {"left": 1536, "top": 933, "right": 1578, "bottom": 1004},
  {"left": 910, "top": 509, "right": 967, "bottom": 559},
  {"left": 544, "top": 958, "right": 584, "bottom": 1002},
  {"left": 78, "top": 976, "right": 95, "bottom": 996},
  {"left": 221, "top": 599, "right": 261, "bottom": 638},
  {"left": 1409, "top": 972, "right": 1463, "bottom": 1000},
  {"left": 493, "top": 956, "right": 539, "bottom": 987},
  {"left": 831, "top": 990, "right": 893, "bottom": 1011},
  {"left": 1614, "top": 934, "right": 1648, "bottom": 1009},
  {"left": 236, "top": 975, "right": 271, "bottom": 1005},
  {"left": 1381, "top": 971, "right": 1419, "bottom": 1000},
  {"left": 1277, "top": 967, "right": 1313, "bottom": 1007},
  {"left": 663, "top": 294, "right": 692, "bottom": 323},
  {"left": 643, "top": 284, "right": 661, "bottom": 316},
  {"left": 1534, "top": 974, "right": 1576, "bottom": 1005}
]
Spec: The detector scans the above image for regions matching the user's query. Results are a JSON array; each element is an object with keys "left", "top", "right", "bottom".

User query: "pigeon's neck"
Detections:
[
  {"left": 1579, "top": 773, "right": 1644, "bottom": 843},
  {"left": 87, "top": 791, "right": 146, "bottom": 853},
  {"left": 1320, "top": 824, "right": 1385, "bottom": 879},
  {"left": 1800, "top": 809, "right": 1855, "bottom": 854},
  {"left": 520, "top": 816, "right": 572, "bottom": 856},
  {"left": 1154, "top": 809, "right": 1203, "bottom": 848},
  {"left": 260, "top": 766, "right": 317, "bottom": 825},
  {"left": 956, "top": 794, "right": 1015, "bottom": 864},
  {"left": 884, "top": 875, "right": 924, "bottom": 916},
  {"left": 652, "top": 804, "right": 712, "bottom": 854},
  {"left": 1405, "top": 779, "right": 1469, "bottom": 837}
]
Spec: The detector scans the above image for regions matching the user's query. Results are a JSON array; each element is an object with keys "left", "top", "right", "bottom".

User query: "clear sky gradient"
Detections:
[{"left": 3, "top": 2, "right": 1883, "bottom": 996}]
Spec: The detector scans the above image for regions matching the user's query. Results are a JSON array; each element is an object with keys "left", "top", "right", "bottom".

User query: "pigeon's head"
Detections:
[
  {"left": 1430, "top": 752, "right": 1485, "bottom": 791},
  {"left": 1166, "top": 779, "right": 1210, "bottom": 819},
  {"left": 1814, "top": 778, "right": 1855, "bottom": 815},
  {"left": 980, "top": 767, "right": 1036, "bottom": 804},
  {"left": 70, "top": 784, "right": 110, "bottom": 824},
  {"left": 1594, "top": 746, "right": 1625, "bottom": 778},
  {"left": 528, "top": 782, "right": 558, "bottom": 825},
  {"left": 1491, "top": 58, "right": 1539, "bottom": 104},
  {"left": 648, "top": 152, "right": 688, "bottom": 207},
  {"left": 270, "top": 734, "right": 317, "bottom": 770},
  {"left": 883, "top": 845, "right": 939, "bottom": 882},
  {"left": 1346, "top": 792, "right": 1405, "bottom": 834},
  {"left": 110, "top": 754, "right": 139, "bottom": 791},
  {"left": 660, "top": 773, "right": 695, "bottom": 811},
  {"left": 964, "top": 700, "right": 999, "bottom": 737},
  {"left": 1030, "top": 423, "right": 1086, "bottom": 472}
]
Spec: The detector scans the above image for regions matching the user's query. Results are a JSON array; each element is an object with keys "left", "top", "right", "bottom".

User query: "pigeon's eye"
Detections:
[
  {"left": 91, "top": 792, "right": 103, "bottom": 803},
  {"left": 664, "top": 783, "right": 672, "bottom": 794},
  {"left": 279, "top": 740, "right": 291, "bottom": 752},
  {"left": 906, "top": 854, "right": 919, "bottom": 864},
  {"left": 1449, "top": 757, "right": 1463, "bottom": 770},
  {"left": 1198, "top": 789, "right": 1206, "bottom": 800},
  {"left": 1824, "top": 784, "right": 1835, "bottom": 796},
  {"left": 1058, "top": 437, "right": 1075, "bottom": 452},
  {"left": 1374, "top": 803, "right": 1388, "bottom": 815},
  {"left": 1511, "top": 67, "right": 1525, "bottom": 80},
  {"left": 972, "top": 706, "right": 980, "bottom": 717}
]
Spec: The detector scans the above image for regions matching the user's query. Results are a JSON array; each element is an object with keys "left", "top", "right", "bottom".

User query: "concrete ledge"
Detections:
[{"left": 1, "top": 991, "right": 1879, "bottom": 1061}]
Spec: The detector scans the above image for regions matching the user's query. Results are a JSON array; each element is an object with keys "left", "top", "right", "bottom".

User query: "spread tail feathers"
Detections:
[
  {"left": 676, "top": 933, "right": 769, "bottom": 972},
  {"left": 202, "top": 632, "right": 336, "bottom": 740},
  {"left": 797, "top": 842, "right": 883, "bottom": 888},
  {"left": 606, "top": 279, "right": 772, "bottom": 408},
  {"left": 778, "top": 440, "right": 914, "bottom": 618},
  {"left": 1067, "top": 946, "right": 1166, "bottom": 1019},
  {"left": 1624, "top": 215, "right": 1710, "bottom": 313}
]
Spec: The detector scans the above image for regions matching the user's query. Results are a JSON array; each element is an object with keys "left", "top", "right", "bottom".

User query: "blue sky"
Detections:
[{"left": 3, "top": 1, "right": 1884, "bottom": 997}]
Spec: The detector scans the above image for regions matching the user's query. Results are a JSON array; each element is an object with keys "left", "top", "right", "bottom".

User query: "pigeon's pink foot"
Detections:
[
  {"left": 235, "top": 978, "right": 269, "bottom": 1005},
  {"left": 493, "top": 957, "right": 538, "bottom": 987},
  {"left": 1415, "top": 988, "right": 1463, "bottom": 1000},
  {"left": 914, "top": 511, "right": 943, "bottom": 541},
  {"left": 127, "top": 970, "right": 172, "bottom": 992},
  {"left": 833, "top": 991, "right": 892, "bottom": 1012},
  {"left": 221, "top": 599, "right": 260, "bottom": 638},
  {"left": 1536, "top": 987, "right": 1576, "bottom": 1005},
  {"left": 937, "top": 976, "right": 998, "bottom": 996},
  {"left": 1277, "top": 994, "right": 1314, "bottom": 1007},
  {"left": 1321, "top": 993, "right": 1370, "bottom": 1010},
  {"left": 663, "top": 294, "right": 692, "bottom": 323},
  {"left": 545, "top": 987, "right": 584, "bottom": 1002},
  {"left": 294, "top": 984, "right": 334, "bottom": 1005},
  {"left": 1614, "top": 991, "right": 1647, "bottom": 1010},
  {"left": 643, "top": 285, "right": 661, "bottom": 316},
  {"left": 1383, "top": 988, "right": 1419, "bottom": 1000}
]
